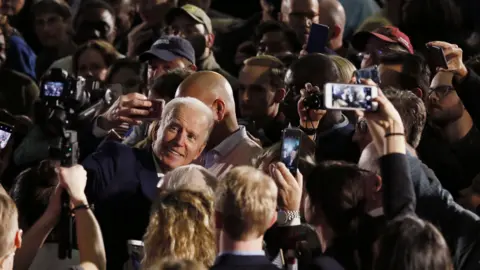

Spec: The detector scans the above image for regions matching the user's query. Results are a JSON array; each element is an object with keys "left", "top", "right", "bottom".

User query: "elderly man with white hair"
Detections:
[{"left": 81, "top": 96, "right": 215, "bottom": 269}]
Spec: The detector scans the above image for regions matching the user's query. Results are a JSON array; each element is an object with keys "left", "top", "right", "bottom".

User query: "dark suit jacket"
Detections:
[
  {"left": 210, "top": 254, "right": 279, "bottom": 270},
  {"left": 82, "top": 141, "right": 159, "bottom": 269}
]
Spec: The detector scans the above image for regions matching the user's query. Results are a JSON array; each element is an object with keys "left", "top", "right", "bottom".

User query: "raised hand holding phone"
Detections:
[{"left": 426, "top": 41, "right": 468, "bottom": 80}]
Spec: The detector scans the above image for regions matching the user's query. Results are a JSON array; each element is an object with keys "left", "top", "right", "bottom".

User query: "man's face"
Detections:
[
  {"left": 153, "top": 105, "right": 209, "bottom": 170},
  {"left": 238, "top": 65, "right": 278, "bottom": 119},
  {"left": 281, "top": 0, "right": 319, "bottom": 45},
  {"left": 108, "top": 0, "right": 134, "bottom": 35},
  {"left": 257, "top": 31, "right": 293, "bottom": 56},
  {"left": 427, "top": 74, "right": 464, "bottom": 126},
  {"left": 169, "top": 14, "right": 209, "bottom": 59},
  {"left": 147, "top": 58, "right": 189, "bottom": 85},
  {"left": 138, "top": 0, "right": 175, "bottom": 26},
  {"left": 1, "top": 0, "right": 24, "bottom": 16},
  {"left": 75, "top": 8, "right": 116, "bottom": 44},
  {"left": 34, "top": 13, "right": 69, "bottom": 48},
  {"left": 361, "top": 37, "right": 394, "bottom": 68}
]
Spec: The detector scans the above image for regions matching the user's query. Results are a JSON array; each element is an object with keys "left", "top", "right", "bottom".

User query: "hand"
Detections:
[
  {"left": 44, "top": 185, "right": 63, "bottom": 223},
  {"left": 57, "top": 165, "right": 87, "bottom": 204},
  {"left": 427, "top": 41, "right": 468, "bottom": 80},
  {"left": 297, "top": 83, "right": 326, "bottom": 128},
  {"left": 270, "top": 162, "right": 303, "bottom": 211},
  {"left": 127, "top": 22, "right": 154, "bottom": 57},
  {"left": 299, "top": 44, "right": 308, "bottom": 57},
  {"left": 98, "top": 93, "right": 152, "bottom": 130}
]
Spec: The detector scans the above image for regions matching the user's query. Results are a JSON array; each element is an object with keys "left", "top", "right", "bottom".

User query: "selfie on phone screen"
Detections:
[{"left": 0, "top": 123, "right": 13, "bottom": 149}]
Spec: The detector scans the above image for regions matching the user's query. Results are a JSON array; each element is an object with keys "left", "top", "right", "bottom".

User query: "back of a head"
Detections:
[
  {"left": 305, "top": 161, "right": 374, "bottom": 236},
  {"left": 151, "top": 69, "right": 195, "bottom": 101},
  {"left": 10, "top": 160, "right": 58, "bottom": 230},
  {"left": 0, "top": 192, "right": 18, "bottom": 259},
  {"left": 383, "top": 88, "right": 426, "bottom": 148},
  {"left": 216, "top": 166, "right": 277, "bottom": 241},
  {"left": 286, "top": 54, "right": 339, "bottom": 93},
  {"left": 329, "top": 55, "right": 356, "bottom": 83},
  {"left": 143, "top": 189, "right": 215, "bottom": 268},
  {"left": 379, "top": 52, "right": 430, "bottom": 96},
  {"left": 375, "top": 216, "right": 452, "bottom": 270},
  {"left": 163, "top": 164, "right": 217, "bottom": 194}
]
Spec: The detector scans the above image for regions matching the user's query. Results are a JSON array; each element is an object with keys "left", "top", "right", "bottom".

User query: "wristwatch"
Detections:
[{"left": 277, "top": 210, "right": 301, "bottom": 226}]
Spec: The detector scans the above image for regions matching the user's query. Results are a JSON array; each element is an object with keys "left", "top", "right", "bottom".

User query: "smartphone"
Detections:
[
  {"left": 355, "top": 66, "right": 380, "bottom": 84},
  {"left": 143, "top": 99, "right": 165, "bottom": 120},
  {"left": 281, "top": 128, "right": 302, "bottom": 175},
  {"left": 0, "top": 122, "right": 13, "bottom": 149},
  {"left": 324, "top": 83, "right": 378, "bottom": 111},
  {"left": 126, "top": 240, "right": 144, "bottom": 270},
  {"left": 426, "top": 45, "right": 448, "bottom": 69},
  {"left": 306, "top": 24, "right": 330, "bottom": 54}
]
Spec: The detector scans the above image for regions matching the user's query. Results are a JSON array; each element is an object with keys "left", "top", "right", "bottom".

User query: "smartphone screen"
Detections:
[
  {"left": 426, "top": 45, "right": 448, "bottom": 69},
  {"left": 144, "top": 99, "right": 165, "bottom": 120},
  {"left": 281, "top": 128, "right": 302, "bottom": 175},
  {"left": 324, "top": 83, "right": 378, "bottom": 111},
  {"left": 127, "top": 240, "right": 144, "bottom": 270},
  {"left": 355, "top": 66, "right": 380, "bottom": 84},
  {"left": 0, "top": 123, "right": 13, "bottom": 149},
  {"left": 306, "top": 24, "right": 329, "bottom": 54}
]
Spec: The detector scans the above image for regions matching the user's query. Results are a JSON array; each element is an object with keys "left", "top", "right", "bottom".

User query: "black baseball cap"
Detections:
[{"left": 139, "top": 35, "right": 196, "bottom": 65}]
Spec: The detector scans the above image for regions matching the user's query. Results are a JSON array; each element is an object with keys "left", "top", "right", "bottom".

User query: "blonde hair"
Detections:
[
  {"left": 146, "top": 258, "right": 207, "bottom": 270},
  {"left": 142, "top": 189, "right": 215, "bottom": 268},
  {"left": 329, "top": 55, "right": 356, "bottom": 83},
  {"left": 215, "top": 166, "right": 277, "bottom": 240},
  {"left": 0, "top": 192, "right": 18, "bottom": 258},
  {"left": 163, "top": 164, "right": 217, "bottom": 194}
]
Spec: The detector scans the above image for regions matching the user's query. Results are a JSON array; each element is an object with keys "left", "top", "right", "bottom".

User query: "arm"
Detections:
[
  {"left": 58, "top": 166, "right": 106, "bottom": 270},
  {"left": 71, "top": 196, "right": 106, "bottom": 270},
  {"left": 13, "top": 190, "right": 60, "bottom": 270},
  {"left": 454, "top": 68, "right": 480, "bottom": 127}
]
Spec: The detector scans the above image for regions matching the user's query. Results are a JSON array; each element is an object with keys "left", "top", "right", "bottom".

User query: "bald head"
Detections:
[
  {"left": 318, "top": 0, "right": 345, "bottom": 50},
  {"left": 175, "top": 71, "right": 236, "bottom": 120}
]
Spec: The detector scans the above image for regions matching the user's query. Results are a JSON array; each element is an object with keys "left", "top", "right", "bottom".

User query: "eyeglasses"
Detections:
[{"left": 428, "top": 86, "right": 455, "bottom": 99}]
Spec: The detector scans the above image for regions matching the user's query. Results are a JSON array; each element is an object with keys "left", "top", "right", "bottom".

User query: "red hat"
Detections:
[{"left": 352, "top": 26, "right": 414, "bottom": 54}]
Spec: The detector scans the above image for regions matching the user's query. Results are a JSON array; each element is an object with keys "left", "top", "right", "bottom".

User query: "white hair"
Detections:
[
  {"left": 163, "top": 164, "right": 217, "bottom": 194},
  {"left": 161, "top": 97, "right": 215, "bottom": 139},
  {"left": 358, "top": 142, "right": 381, "bottom": 175}
]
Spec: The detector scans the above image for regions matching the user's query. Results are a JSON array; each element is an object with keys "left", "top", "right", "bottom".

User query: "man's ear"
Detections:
[
  {"left": 412, "top": 87, "right": 423, "bottom": 99},
  {"left": 215, "top": 211, "right": 224, "bottom": 229},
  {"left": 213, "top": 99, "right": 226, "bottom": 121},
  {"left": 269, "top": 212, "right": 277, "bottom": 228},
  {"left": 274, "top": 88, "right": 287, "bottom": 103},
  {"left": 206, "top": 33, "right": 215, "bottom": 48},
  {"left": 331, "top": 24, "right": 342, "bottom": 40},
  {"left": 190, "top": 64, "right": 198, "bottom": 71},
  {"left": 15, "top": 230, "right": 22, "bottom": 249},
  {"left": 194, "top": 143, "right": 207, "bottom": 160}
]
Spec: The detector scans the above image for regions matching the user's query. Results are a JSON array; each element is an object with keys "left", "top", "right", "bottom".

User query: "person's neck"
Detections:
[
  {"left": 318, "top": 112, "right": 343, "bottom": 132},
  {"left": 441, "top": 111, "right": 473, "bottom": 142},
  {"left": 219, "top": 231, "right": 264, "bottom": 254},
  {"left": 206, "top": 117, "right": 240, "bottom": 150},
  {"left": 313, "top": 224, "right": 334, "bottom": 253},
  {"left": 46, "top": 38, "right": 75, "bottom": 55},
  {"left": 252, "top": 106, "right": 280, "bottom": 129},
  {"left": 198, "top": 49, "right": 211, "bottom": 63},
  {"left": 331, "top": 38, "right": 343, "bottom": 52}
]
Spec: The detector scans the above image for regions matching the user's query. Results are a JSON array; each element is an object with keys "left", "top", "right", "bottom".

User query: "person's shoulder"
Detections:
[
  {"left": 49, "top": 55, "right": 73, "bottom": 73},
  {"left": 311, "top": 255, "right": 345, "bottom": 270},
  {"left": 0, "top": 68, "right": 36, "bottom": 85}
]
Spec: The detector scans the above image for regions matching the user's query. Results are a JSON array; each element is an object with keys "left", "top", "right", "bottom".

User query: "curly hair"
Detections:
[{"left": 142, "top": 189, "right": 216, "bottom": 269}]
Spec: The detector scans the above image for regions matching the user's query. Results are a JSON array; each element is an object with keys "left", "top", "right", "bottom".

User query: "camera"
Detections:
[
  {"left": 40, "top": 68, "right": 90, "bottom": 110},
  {"left": 303, "top": 92, "right": 324, "bottom": 110}
]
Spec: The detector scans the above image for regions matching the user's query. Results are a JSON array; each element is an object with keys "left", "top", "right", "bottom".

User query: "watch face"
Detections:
[{"left": 277, "top": 210, "right": 288, "bottom": 225}]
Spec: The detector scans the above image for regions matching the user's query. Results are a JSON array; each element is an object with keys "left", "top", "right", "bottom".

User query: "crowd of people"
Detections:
[{"left": 0, "top": 0, "right": 480, "bottom": 269}]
